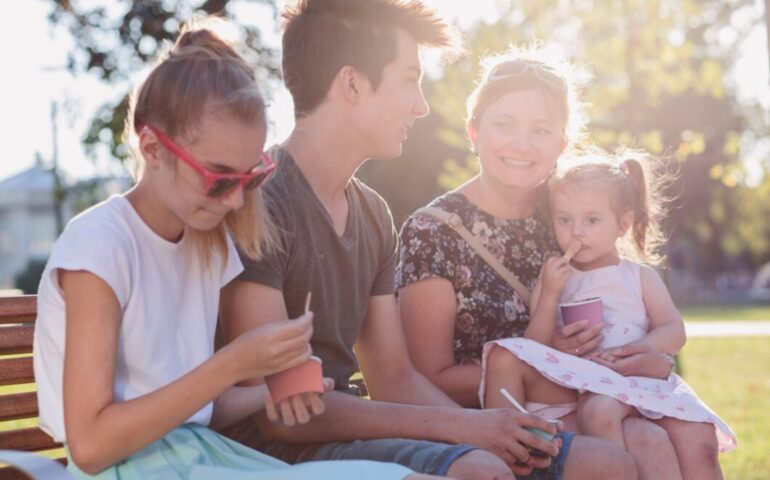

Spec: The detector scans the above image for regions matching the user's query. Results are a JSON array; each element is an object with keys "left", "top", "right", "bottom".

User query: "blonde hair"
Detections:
[
  {"left": 124, "top": 18, "right": 275, "bottom": 264},
  {"left": 549, "top": 148, "right": 673, "bottom": 265},
  {"left": 466, "top": 43, "right": 589, "bottom": 146}
]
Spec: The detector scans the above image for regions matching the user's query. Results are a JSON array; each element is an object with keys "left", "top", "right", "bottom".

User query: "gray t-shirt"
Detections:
[{"left": 238, "top": 146, "right": 398, "bottom": 390}]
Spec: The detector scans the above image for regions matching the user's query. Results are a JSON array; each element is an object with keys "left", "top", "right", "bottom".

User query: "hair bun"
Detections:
[
  {"left": 176, "top": 28, "right": 221, "bottom": 48},
  {"left": 172, "top": 21, "right": 240, "bottom": 60}
]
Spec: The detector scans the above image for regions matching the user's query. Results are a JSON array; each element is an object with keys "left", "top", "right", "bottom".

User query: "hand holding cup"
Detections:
[
  {"left": 560, "top": 297, "right": 603, "bottom": 328},
  {"left": 228, "top": 312, "right": 313, "bottom": 383},
  {"left": 266, "top": 370, "right": 333, "bottom": 426},
  {"left": 263, "top": 292, "right": 327, "bottom": 425},
  {"left": 500, "top": 389, "right": 560, "bottom": 458}
]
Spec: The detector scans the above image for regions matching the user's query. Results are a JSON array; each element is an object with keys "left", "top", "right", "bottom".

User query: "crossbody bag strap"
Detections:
[{"left": 415, "top": 206, "right": 531, "bottom": 305}]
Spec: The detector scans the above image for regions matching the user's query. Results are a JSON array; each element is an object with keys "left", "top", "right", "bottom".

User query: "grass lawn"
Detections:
[
  {"left": 680, "top": 336, "right": 770, "bottom": 479},
  {"left": 680, "top": 304, "right": 770, "bottom": 321}
]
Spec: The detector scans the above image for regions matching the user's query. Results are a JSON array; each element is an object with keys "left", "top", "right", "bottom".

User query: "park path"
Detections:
[{"left": 685, "top": 321, "right": 770, "bottom": 338}]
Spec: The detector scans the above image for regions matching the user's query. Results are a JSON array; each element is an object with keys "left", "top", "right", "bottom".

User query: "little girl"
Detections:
[
  {"left": 32, "top": 20, "right": 424, "bottom": 480},
  {"left": 480, "top": 150, "right": 736, "bottom": 476}
]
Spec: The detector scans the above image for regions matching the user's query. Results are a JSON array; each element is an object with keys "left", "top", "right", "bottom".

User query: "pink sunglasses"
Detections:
[{"left": 140, "top": 124, "right": 276, "bottom": 197}]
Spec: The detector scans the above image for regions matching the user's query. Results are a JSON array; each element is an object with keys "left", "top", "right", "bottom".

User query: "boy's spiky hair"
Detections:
[{"left": 281, "top": 0, "right": 459, "bottom": 118}]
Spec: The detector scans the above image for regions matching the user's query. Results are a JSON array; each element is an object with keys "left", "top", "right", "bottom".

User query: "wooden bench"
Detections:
[
  {"left": 0, "top": 295, "right": 65, "bottom": 479},
  {"left": 0, "top": 293, "right": 368, "bottom": 479}
]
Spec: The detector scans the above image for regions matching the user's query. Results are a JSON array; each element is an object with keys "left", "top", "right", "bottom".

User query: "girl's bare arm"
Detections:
[
  {"left": 61, "top": 270, "right": 311, "bottom": 474},
  {"left": 637, "top": 265, "right": 686, "bottom": 355}
]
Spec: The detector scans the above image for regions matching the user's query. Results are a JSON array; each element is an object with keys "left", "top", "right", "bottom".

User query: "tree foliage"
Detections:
[
  {"left": 361, "top": 0, "right": 770, "bottom": 284},
  {"left": 47, "top": 0, "right": 770, "bottom": 283},
  {"left": 47, "top": 0, "right": 280, "bottom": 161}
]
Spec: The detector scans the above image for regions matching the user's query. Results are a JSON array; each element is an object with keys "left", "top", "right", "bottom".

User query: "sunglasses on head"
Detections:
[
  {"left": 487, "top": 60, "right": 567, "bottom": 93},
  {"left": 139, "top": 124, "right": 276, "bottom": 198}
]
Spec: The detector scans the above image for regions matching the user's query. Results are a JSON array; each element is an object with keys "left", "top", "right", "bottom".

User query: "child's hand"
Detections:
[
  {"left": 540, "top": 256, "right": 572, "bottom": 298},
  {"left": 266, "top": 377, "right": 335, "bottom": 426},
  {"left": 229, "top": 312, "right": 314, "bottom": 382},
  {"left": 552, "top": 319, "right": 604, "bottom": 357}
]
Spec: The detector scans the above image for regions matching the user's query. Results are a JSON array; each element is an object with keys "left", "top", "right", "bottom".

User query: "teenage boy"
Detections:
[{"left": 221, "top": 1, "right": 638, "bottom": 479}]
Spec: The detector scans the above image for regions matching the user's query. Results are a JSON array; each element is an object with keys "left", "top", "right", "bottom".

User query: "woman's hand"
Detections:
[
  {"left": 585, "top": 347, "right": 619, "bottom": 363},
  {"left": 588, "top": 342, "right": 673, "bottom": 378},
  {"left": 266, "top": 377, "right": 335, "bottom": 426},
  {"left": 551, "top": 319, "right": 604, "bottom": 357},
  {"left": 227, "top": 312, "right": 314, "bottom": 383}
]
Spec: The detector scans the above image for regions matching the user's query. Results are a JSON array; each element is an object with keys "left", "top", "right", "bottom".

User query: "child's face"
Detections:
[
  {"left": 154, "top": 112, "right": 268, "bottom": 232},
  {"left": 550, "top": 185, "right": 632, "bottom": 271}
]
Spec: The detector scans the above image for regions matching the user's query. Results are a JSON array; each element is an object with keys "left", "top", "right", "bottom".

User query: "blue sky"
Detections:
[{"left": 1, "top": 0, "right": 767, "bottom": 183}]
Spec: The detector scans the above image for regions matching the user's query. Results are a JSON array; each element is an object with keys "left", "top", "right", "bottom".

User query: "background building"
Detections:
[
  {"left": 0, "top": 162, "right": 64, "bottom": 289},
  {"left": 0, "top": 161, "right": 130, "bottom": 290}
]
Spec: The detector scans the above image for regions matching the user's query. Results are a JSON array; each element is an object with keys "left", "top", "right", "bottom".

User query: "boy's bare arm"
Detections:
[
  {"left": 255, "top": 389, "right": 559, "bottom": 469},
  {"left": 220, "top": 281, "right": 558, "bottom": 464}
]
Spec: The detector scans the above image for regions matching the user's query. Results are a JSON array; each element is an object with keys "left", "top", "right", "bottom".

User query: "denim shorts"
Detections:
[
  {"left": 222, "top": 417, "right": 476, "bottom": 476},
  {"left": 292, "top": 430, "right": 576, "bottom": 478},
  {"left": 519, "top": 431, "right": 576, "bottom": 480},
  {"left": 297, "top": 438, "right": 477, "bottom": 476},
  {"left": 223, "top": 416, "right": 574, "bottom": 478}
]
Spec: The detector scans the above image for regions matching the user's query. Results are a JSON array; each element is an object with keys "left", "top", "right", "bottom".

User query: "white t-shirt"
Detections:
[{"left": 33, "top": 195, "right": 243, "bottom": 442}]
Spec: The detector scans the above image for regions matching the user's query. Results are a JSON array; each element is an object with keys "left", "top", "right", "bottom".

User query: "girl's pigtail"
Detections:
[
  {"left": 620, "top": 158, "right": 649, "bottom": 260},
  {"left": 552, "top": 148, "right": 672, "bottom": 266},
  {"left": 617, "top": 150, "right": 670, "bottom": 266}
]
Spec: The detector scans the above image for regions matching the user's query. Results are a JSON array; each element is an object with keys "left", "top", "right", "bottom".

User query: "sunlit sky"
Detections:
[{"left": 1, "top": 0, "right": 768, "bottom": 183}]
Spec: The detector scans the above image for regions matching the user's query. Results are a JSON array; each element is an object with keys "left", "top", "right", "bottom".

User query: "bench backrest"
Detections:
[{"left": 0, "top": 295, "right": 65, "bottom": 479}]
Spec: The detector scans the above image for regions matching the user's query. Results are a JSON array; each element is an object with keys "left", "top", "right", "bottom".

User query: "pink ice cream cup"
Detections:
[
  {"left": 560, "top": 297, "right": 603, "bottom": 327},
  {"left": 265, "top": 356, "right": 324, "bottom": 404}
]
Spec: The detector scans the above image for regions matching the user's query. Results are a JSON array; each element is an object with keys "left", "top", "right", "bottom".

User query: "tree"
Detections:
[
  {"left": 360, "top": 0, "right": 770, "bottom": 286},
  {"left": 46, "top": 0, "right": 280, "bottom": 163},
  {"left": 47, "top": 0, "right": 770, "bottom": 284}
]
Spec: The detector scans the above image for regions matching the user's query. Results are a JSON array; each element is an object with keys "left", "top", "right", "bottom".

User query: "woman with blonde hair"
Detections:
[{"left": 397, "top": 46, "right": 702, "bottom": 479}]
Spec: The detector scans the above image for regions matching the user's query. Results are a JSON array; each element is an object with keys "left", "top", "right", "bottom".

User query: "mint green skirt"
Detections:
[{"left": 65, "top": 424, "right": 413, "bottom": 479}]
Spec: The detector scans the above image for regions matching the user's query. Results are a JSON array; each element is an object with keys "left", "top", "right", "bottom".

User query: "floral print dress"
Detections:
[{"left": 396, "top": 192, "right": 559, "bottom": 365}]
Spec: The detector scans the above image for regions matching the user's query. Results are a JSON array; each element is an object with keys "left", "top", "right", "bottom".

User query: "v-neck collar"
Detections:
[{"left": 275, "top": 146, "right": 356, "bottom": 242}]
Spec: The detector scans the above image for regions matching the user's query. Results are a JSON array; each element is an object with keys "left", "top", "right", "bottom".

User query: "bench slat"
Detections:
[
  {"left": 0, "top": 296, "right": 37, "bottom": 325},
  {"left": 0, "top": 458, "right": 67, "bottom": 480},
  {"left": 0, "top": 392, "right": 38, "bottom": 422},
  {"left": 0, "top": 295, "right": 56, "bottom": 479},
  {"left": 0, "top": 466, "right": 34, "bottom": 480},
  {"left": 0, "top": 357, "right": 34, "bottom": 386},
  {"left": 0, "top": 325, "right": 34, "bottom": 355},
  {"left": 0, "top": 428, "right": 60, "bottom": 452}
]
